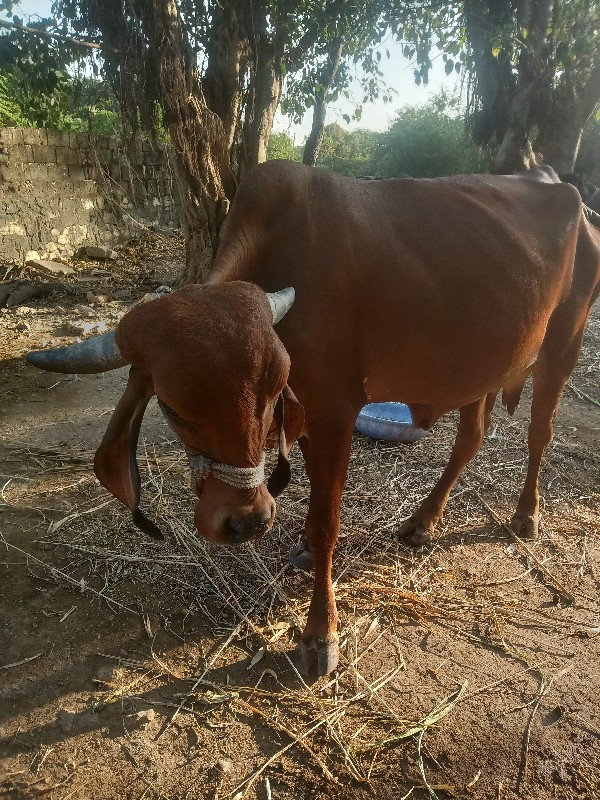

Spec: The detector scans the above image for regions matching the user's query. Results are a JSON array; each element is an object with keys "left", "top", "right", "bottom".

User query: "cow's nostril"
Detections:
[
  {"left": 227, "top": 511, "right": 273, "bottom": 543},
  {"left": 227, "top": 517, "right": 245, "bottom": 543}
]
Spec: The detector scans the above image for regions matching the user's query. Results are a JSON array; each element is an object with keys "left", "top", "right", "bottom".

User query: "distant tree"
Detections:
[
  {"left": 53, "top": 0, "right": 415, "bottom": 283},
  {"left": 0, "top": 12, "right": 78, "bottom": 128},
  {"left": 0, "top": 73, "right": 25, "bottom": 125},
  {"left": 267, "top": 132, "right": 301, "bottom": 161},
  {"left": 317, "top": 125, "right": 383, "bottom": 175},
  {"left": 372, "top": 95, "right": 492, "bottom": 178},
  {"left": 301, "top": 37, "right": 345, "bottom": 166},
  {"left": 375, "top": 1, "right": 600, "bottom": 174}
]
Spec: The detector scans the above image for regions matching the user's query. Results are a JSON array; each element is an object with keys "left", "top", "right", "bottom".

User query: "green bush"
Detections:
[
  {"left": 372, "top": 99, "right": 493, "bottom": 178},
  {"left": 267, "top": 132, "right": 302, "bottom": 161},
  {"left": 317, "top": 127, "right": 382, "bottom": 176}
]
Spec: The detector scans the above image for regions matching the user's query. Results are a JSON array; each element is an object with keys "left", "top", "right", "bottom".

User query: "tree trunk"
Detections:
[
  {"left": 303, "top": 38, "right": 344, "bottom": 167},
  {"left": 535, "top": 63, "right": 600, "bottom": 173},
  {"left": 492, "top": 82, "right": 539, "bottom": 173},
  {"left": 537, "top": 104, "right": 584, "bottom": 173},
  {"left": 238, "top": 38, "right": 283, "bottom": 179},
  {"left": 463, "top": 0, "right": 517, "bottom": 146},
  {"left": 203, "top": 1, "right": 248, "bottom": 153},
  {"left": 149, "top": 0, "right": 236, "bottom": 284},
  {"left": 492, "top": 0, "right": 554, "bottom": 174}
]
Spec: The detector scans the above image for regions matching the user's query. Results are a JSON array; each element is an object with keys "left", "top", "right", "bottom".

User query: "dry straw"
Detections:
[{"left": 2, "top": 306, "right": 599, "bottom": 796}]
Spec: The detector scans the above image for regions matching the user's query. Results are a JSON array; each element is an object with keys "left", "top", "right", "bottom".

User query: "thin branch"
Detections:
[{"left": 0, "top": 17, "right": 117, "bottom": 53}]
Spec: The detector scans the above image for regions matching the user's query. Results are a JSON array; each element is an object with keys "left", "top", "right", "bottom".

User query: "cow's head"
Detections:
[{"left": 27, "top": 281, "right": 304, "bottom": 545}]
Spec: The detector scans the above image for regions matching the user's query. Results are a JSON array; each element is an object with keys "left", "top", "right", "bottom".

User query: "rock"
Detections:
[
  {"left": 6, "top": 283, "right": 55, "bottom": 308},
  {"left": 73, "top": 304, "right": 96, "bottom": 317},
  {"left": 26, "top": 259, "right": 75, "bottom": 276},
  {"left": 82, "top": 246, "right": 118, "bottom": 261},
  {"left": 86, "top": 291, "right": 112, "bottom": 305}
]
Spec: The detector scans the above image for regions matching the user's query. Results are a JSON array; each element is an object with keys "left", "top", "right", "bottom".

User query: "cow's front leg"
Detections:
[
  {"left": 295, "top": 411, "right": 356, "bottom": 676},
  {"left": 398, "top": 394, "right": 494, "bottom": 545}
]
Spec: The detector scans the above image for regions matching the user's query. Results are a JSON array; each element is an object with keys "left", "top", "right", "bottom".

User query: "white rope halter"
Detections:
[{"left": 186, "top": 449, "right": 266, "bottom": 490}]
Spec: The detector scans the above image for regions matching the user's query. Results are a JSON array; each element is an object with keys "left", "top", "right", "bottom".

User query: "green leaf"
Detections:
[{"left": 445, "top": 59, "right": 454, "bottom": 75}]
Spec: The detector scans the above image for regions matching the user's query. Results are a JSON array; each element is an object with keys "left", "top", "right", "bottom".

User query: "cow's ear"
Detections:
[
  {"left": 94, "top": 366, "right": 163, "bottom": 539},
  {"left": 267, "top": 385, "right": 305, "bottom": 498},
  {"left": 281, "top": 385, "right": 305, "bottom": 452}
]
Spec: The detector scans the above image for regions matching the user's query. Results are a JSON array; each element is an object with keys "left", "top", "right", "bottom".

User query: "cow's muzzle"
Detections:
[
  {"left": 226, "top": 506, "right": 276, "bottom": 544},
  {"left": 193, "top": 479, "right": 276, "bottom": 546}
]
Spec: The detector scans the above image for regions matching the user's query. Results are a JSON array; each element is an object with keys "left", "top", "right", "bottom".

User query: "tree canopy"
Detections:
[
  {"left": 1, "top": 0, "right": 599, "bottom": 281},
  {"left": 372, "top": 95, "right": 493, "bottom": 177}
]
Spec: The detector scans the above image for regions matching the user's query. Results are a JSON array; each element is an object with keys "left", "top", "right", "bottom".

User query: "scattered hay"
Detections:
[
  {"left": 1, "top": 304, "right": 598, "bottom": 796},
  {"left": 2, "top": 382, "right": 599, "bottom": 796}
]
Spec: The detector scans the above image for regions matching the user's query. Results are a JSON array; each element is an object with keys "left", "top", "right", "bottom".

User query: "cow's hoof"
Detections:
[
  {"left": 296, "top": 637, "right": 339, "bottom": 677},
  {"left": 397, "top": 517, "right": 432, "bottom": 546},
  {"left": 287, "top": 539, "right": 313, "bottom": 570},
  {"left": 510, "top": 513, "right": 539, "bottom": 540}
]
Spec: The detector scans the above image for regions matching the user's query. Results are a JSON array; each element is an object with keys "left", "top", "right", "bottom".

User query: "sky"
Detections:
[
  {"left": 5, "top": 0, "right": 458, "bottom": 140},
  {"left": 276, "top": 42, "right": 457, "bottom": 141}
]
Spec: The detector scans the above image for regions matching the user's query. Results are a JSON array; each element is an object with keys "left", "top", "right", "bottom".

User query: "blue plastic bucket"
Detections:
[{"left": 355, "top": 402, "right": 428, "bottom": 443}]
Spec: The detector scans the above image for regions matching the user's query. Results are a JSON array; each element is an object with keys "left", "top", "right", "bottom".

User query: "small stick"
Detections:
[
  {"left": 59, "top": 779, "right": 91, "bottom": 800},
  {"left": 470, "top": 489, "right": 576, "bottom": 604},
  {"left": 0, "top": 536, "right": 140, "bottom": 616},
  {"left": 517, "top": 663, "right": 574, "bottom": 792},
  {"left": 230, "top": 708, "right": 345, "bottom": 798},
  {"left": 236, "top": 697, "right": 338, "bottom": 783},
  {"left": 0, "top": 652, "right": 43, "bottom": 670},
  {"left": 567, "top": 382, "right": 600, "bottom": 408}
]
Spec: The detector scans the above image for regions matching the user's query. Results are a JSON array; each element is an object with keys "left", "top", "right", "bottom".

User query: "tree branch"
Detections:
[{"left": 0, "top": 17, "right": 117, "bottom": 52}]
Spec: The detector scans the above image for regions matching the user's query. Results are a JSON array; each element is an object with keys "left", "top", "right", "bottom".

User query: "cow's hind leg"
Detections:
[
  {"left": 398, "top": 393, "right": 495, "bottom": 546},
  {"left": 512, "top": 333, "right": 585, "bottom": 539}
]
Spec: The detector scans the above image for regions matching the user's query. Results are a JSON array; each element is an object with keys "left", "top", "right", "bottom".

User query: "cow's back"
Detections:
[{"left": 209, "top": 162, "right": 587, "bottom": 410}]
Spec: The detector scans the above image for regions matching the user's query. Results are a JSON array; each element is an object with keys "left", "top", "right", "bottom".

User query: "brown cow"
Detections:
[{"left": 27, "top": 162, "right": 600, "bottom": 676}]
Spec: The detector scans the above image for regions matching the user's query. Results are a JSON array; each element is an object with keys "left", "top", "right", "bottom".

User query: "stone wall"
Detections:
[{"left": 0, "top": 128, "right": 179, "bottom": 263}]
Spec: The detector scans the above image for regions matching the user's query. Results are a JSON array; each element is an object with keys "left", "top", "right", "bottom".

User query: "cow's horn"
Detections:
[
  {"left": 267, "top": 287, "right": 295, "bottom": 324},
  {"left": 26, "top": 330, "right": 126, "bottom": 374}
]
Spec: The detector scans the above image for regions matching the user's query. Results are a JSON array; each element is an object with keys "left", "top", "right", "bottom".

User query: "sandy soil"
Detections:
[{"left": 0, "top": 238, "right": 599, "bottom": 800}]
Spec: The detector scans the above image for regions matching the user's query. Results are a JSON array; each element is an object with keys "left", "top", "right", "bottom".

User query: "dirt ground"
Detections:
[{"left": 0, "top": 237, "right": 599, "bottom": 800}]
